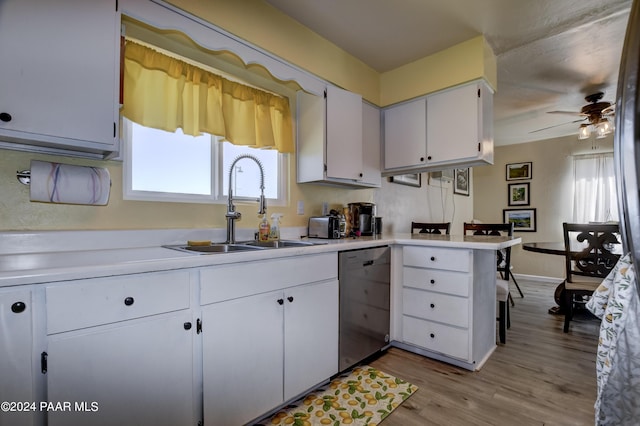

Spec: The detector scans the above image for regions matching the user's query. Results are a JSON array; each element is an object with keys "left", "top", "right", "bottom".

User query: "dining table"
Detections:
[{"left": 522, "top": 242, "right": 568, "bottom": 314}]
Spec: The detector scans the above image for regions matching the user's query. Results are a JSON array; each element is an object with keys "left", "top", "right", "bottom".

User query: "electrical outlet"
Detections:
[{"left": 297, "top": 200, "right": 304, "bottom": 215}]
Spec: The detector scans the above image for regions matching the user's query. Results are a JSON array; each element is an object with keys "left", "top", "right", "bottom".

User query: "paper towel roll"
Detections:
[{"left": 29, "top": 160, "right": 111, "bottom": 205}]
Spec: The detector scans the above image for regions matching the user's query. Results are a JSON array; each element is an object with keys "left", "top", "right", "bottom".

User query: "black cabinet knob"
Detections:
[
  {"left": 0, "top": 112, "right": 11, "bottom": 122},
  {"left": 430, "top": 279, "right": 435, "bottom": 284},
  {"left": 11, "top": 301, "right": 26, "bottom": 313},
  {"left": 183, "top": 322, "right": 192, "bottom": 330},
  {"left": 430, "top": 256, "right": 436, "bottom": 261},
  {"left": 419, "top": 157, "right": 424, "bottom": 162},
  {"left": 359, "top": 173, "right": 363, "bottom": 177},
  {"left": 287, "top": 296, "right": 294, "bottom": 303},
  {"left": 277, "top": 298, "right": 284, "bottom": 305},
  {"left": 430, "top": 303, "right": 435, "bottom": 309},
  {"left": 430, "top": 333, "right": 435, "bottom": 339},
  {"left": 427, "top": 156, "right": 432, "bottom": 161},
  {"left": 124, "top": 297, "right": 134, "bottom": 306}
]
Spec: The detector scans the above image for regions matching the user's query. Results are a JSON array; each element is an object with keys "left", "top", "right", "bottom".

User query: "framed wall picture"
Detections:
[
  {"left": 453, "top": 168, "right": 470, "bottom": 196},
  {"left": 389, "top": 173, "right": 421, "bottom": 187},
  {"left": 503, "top": 208, "right": 537, "bottom": 232},
  {"left": 506, "top": 162, "right": 532, "bottom": 181},
  {"left": 508, "top": 182, "right": 530, "bottom": 206}
]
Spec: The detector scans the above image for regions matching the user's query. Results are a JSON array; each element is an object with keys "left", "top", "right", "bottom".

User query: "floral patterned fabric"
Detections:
[
  {"left": 586, "top": 253, "right": 640, "bottom": 425},
  {"left": 260, "top": 366, "right": 418, "bottom": 426}
]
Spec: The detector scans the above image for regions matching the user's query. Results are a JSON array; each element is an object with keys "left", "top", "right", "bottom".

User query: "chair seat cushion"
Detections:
[
  {"left": 496, "top": 279, "right": 509, "bottom": 301},
  {"left": 565, "top": 280, "right": 601, "bottom": 292}
]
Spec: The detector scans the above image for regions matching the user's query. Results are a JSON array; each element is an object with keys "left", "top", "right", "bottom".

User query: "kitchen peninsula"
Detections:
[{"left": 0, "top": 229, "right": 519, "bottom": 426}]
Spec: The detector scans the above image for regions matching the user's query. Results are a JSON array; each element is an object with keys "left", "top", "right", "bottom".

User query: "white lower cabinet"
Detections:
[
  {"left": 47, "top": 312, "right": 195, "bottom": 426},
  {"left": 202, "top": 290, "right": 284, "bottom": 426},
  {"left": 44, "top": 270, "right": 196, "bottom": 426},
  {"left": 200, "top": 253, "right": 339, "bottom": 425},
  {"left": 0, "top": 289, "right": 36, "bottom": 426},
  {"left": 202, "top": 279, "right": 339, "bottom": 425},
  {"left": 399, "top": 245, "right": 496, "bottom": 370}
]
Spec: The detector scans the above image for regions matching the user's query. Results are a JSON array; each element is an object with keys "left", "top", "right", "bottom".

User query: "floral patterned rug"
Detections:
[{"left": 258, "top": 365, "right": 418, "bottom": 426}]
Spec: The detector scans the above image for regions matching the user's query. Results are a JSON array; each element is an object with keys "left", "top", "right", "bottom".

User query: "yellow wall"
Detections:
[
  {"left": 0, "top": 1, "right": 488, "bottom": 232},
  {"left": 380, "top": 36, "right": 497, "bottom": 106}
]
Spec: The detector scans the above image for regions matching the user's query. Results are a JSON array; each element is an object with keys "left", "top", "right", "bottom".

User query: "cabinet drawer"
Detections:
[
  {"left": 201, "top": 253, "right": 337, "bottom": 304},
  {"left": 403, "top": 288, "right": 468, "bottom": 328},
  {"left": 46, "top": 270, "right": 190, "bottom": 334},
  {"left": 403, "top": 267, "right": 470, "bottom": 297},
  {"left": 403, "top": 246, "right": 471, "bottom": 272},
  {"left": 402, "top": 315, "right": 469, "bottom": 360}
]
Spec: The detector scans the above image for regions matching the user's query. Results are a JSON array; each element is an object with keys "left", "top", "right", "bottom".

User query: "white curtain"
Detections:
[{"left": 572, "top": 153, "right": 619, "bottom": 223}]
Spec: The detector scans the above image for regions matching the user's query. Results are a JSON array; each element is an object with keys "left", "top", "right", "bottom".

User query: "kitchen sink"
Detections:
[
  {"left": 163, "top": 243, "right": 267, "bottom": 255},
  {"left": 241, "top": 240, "right": 317, "bottom": 249}
]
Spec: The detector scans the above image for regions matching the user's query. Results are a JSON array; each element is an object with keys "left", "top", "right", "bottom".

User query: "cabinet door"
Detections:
[
  {"left": 0, "top": 290, "right": 34, "bottom": 426},
  {"left": 361, "top": 102, "right": 382, "bottom": 186},
  {"left": 326, "top": 86, "right": 364, "bottom": 181},
  {"left": 284, "top": 280, "right": 339, "bottom": 400},
  {"left": 0, "top": 0, "right": 118, "bottom": 151},
  {"left": 202, "top": 291, "right": 284, "bottom": 426},
  {"left": 384, "top": 99, "right": 427, "bottom": 170},
  {"left": 426, "top": 83, "right": 481, "bottom": 164},
  {"left": 47, "top": 312, "right": 194, "bottom": 426}
]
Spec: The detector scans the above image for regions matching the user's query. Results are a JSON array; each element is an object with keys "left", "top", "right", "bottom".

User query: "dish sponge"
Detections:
[{"left": 187, "top": 240, "right": 212, "bottom": 246}]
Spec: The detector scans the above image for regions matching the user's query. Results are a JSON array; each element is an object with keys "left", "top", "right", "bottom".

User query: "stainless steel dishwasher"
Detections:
[{"left": 338, "top": 246, "right": 391, "bottom": 372}]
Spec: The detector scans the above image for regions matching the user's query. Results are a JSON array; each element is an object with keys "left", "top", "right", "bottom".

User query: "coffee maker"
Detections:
[{"left": 347, "top": 202, "right": 376, "bottom": 235}]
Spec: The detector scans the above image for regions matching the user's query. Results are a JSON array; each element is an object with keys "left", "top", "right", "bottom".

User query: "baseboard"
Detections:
[{"left": 513, "top": 273, "right": 564, "bottom": 283}]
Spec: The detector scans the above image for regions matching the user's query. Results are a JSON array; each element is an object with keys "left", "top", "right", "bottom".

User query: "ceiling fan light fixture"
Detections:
[
  {"left": 595, "top": 118, "right": 613, "bottom": 139},
  {"left": 578, "top": 124, "right": 591, "bottom": 140}
]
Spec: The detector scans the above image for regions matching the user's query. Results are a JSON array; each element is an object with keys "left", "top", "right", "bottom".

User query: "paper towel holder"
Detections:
[{"left": 17, "top": 170, "right": 31, "bottom": 185}]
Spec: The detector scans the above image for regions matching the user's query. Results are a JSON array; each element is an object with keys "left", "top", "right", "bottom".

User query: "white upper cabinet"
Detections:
[
  {"left": 383, "top": 80, "right": 494, "bottom": 175},
  {"left": 383, "top": 98, "right": 428, "bottom": 170},
  {"left": 0, "top": 0, "right": 120, "bottom": 158},
  {"left": 297, "top": 86, "right": 381, "bottom": 187}
]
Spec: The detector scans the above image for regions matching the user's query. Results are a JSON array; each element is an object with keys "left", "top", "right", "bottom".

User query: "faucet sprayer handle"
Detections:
[{"left": 258, "top": 194, "right": 267, "bottom": 215}]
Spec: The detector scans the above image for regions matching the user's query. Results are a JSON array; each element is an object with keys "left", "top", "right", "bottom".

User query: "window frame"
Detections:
[{"left": 122, "top": 118, "right": 289, "bottom": 206}]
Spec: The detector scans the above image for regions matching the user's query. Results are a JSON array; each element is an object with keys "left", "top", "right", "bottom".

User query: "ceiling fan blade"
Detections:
[
  {"left": 547, "top": 110, "right": 586, "bottom": 116},
  {"left": 529, "top": 118, "right": 586, "bottom": 133},
  {"left": 602, "top": 104, "right": 615, "bottom": 115}
]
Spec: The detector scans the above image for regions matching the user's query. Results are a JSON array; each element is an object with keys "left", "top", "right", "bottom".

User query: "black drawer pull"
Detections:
[
  {"left": 430, "top": 303, "right": 435, "bottom": 309},
  {"left": 183, "top": 322, "right": 192, "bottom": 330},
  {"left": 0, "top": 112, "right": 12, "bottom": 122},
  {"left": 124, "top": 297, "right": 134, "bottom": 306},
  {"left": 287, "top": 296, "right": 294, "bottom": 303},
  {"left": 277, "top": 298, "right": 284, "bottom": 305},
  {"left": 430, "top": 279, "right": 435, "bottom": 284},
  {"left": 430, "top": 333, "right": 435, "bottom": 339},
  {"left": 11, "top": 301, "right": 26, "bottom": 313},
  {"left": 430, "top": 256, "right": 436, "bottom": 261}
]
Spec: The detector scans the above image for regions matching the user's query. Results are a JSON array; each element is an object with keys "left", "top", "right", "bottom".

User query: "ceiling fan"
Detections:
[{"left": 531, "top": 92, "right": 615, "bottom": 139}]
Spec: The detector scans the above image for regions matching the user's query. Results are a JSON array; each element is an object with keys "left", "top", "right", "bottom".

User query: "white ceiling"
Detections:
[{"left": 263, "top": 0, "right": 632, "bottom": 145}]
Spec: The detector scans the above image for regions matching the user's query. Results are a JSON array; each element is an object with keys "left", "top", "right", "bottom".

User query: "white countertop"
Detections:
[{"left": 0, "top": 231, "right": 520, "bottom": 287}]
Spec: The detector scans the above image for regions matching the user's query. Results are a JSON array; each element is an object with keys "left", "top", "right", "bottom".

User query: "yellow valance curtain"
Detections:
[{"left": 121, "top": 41, "right": 294, "bottom": 153}]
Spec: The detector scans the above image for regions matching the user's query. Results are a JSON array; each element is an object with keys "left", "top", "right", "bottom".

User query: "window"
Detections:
[
  {"left": 572, "top": 153, "right": 619, "bottom": 223},
  {"left": 123, "top": 118, "right": 288, "bottom": 205}
]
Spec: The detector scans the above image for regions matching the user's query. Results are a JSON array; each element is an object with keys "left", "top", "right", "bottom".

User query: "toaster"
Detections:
[{"left": 308, "top": 216, "right": 341, "bottom": 239}]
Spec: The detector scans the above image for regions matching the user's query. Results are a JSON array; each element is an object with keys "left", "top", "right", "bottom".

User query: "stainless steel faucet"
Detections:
[{"left": 225, "top": 154, "right": 266, "bottom": 243}]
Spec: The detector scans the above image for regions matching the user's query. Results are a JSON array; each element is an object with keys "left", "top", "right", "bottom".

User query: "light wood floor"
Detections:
[{"left": 370, "top": 279, "right": 600, "bottom": 426}]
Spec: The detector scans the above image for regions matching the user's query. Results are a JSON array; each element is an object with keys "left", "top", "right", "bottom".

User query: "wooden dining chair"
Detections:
[
  {"left": 561, "top": 222, "right": 621, "bottom": 332},
  {"left": 410, "top": 222, "right": 451, "bottom": 235},
  {"left": 463, "top": 222, "right": 515, "bottom": 344}
]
